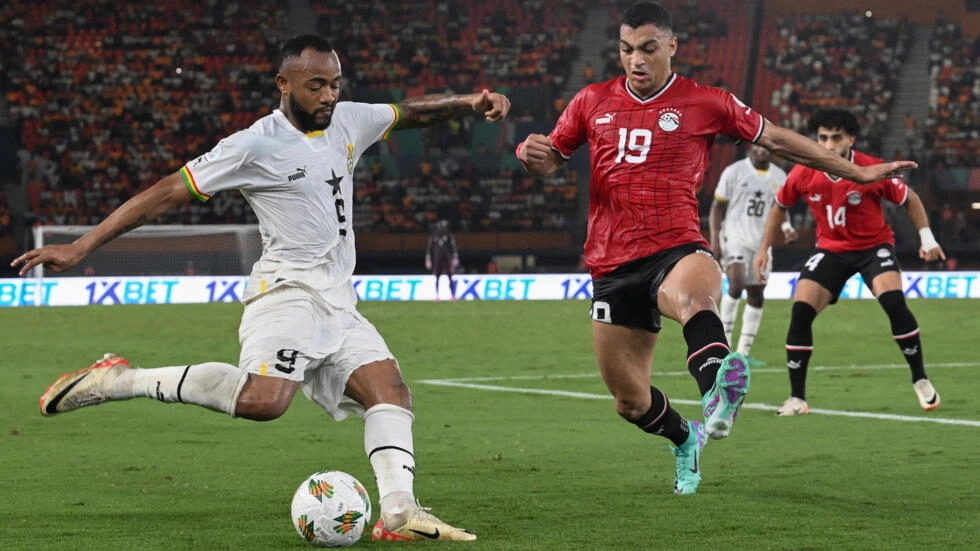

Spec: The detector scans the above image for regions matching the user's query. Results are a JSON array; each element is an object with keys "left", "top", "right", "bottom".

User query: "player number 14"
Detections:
[{"left": 826, "top": 205, "right": 846, "bottom": 228}]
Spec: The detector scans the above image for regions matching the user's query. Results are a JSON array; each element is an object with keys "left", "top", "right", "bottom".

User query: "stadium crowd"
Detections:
[
  {"left": 923, "top": 16, "right": 980, "bottom": 169},
  {"left": 600, "top": 0, "right": 729, "bottom": 82},
  {"left": 762, "top": 11, "right": 913, "bottom": 156},
  {"left": 316, "top": 0, "right": 587, "bottom": 119},
  {"left": 3, "top": 0, "right": 285, "bottom": 227},
  {"left": 0, "top": 0, "right": 975, "bottom": 264},
  {"left": 1, "top": 0, "right": 584, "bottom": 235}
]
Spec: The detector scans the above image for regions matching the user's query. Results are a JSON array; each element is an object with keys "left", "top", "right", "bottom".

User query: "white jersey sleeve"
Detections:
[
  {"left": 179, "top": 130, "right": 269, "bottom": 200},
  {"left": 714, "top": 162, "right": 738, "bottom": 203},
  {"left": 341, "top": 102, "right": 400, "bottom": 158}
]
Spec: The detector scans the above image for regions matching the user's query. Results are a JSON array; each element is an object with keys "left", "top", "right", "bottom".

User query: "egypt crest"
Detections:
[{"left": 658, "top": 108, "right": 681, "bottom": 132}]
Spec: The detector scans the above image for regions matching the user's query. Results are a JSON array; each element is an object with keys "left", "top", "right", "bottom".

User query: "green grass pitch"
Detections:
[{"left": 1, "top": 299, "right": 977, "bottom": 550}]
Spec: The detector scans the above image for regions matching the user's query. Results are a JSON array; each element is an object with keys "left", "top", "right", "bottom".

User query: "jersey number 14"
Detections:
[{"left": 826, "top": 205, "right": 846, "bottom": 228}]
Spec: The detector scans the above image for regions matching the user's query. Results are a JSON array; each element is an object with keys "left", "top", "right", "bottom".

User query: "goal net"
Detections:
[{"left": 32, "top": 225, "right": 262, "bottom": 278}]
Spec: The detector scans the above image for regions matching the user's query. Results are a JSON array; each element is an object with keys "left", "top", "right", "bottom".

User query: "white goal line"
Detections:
[{"left": 416, "top": 362, "right": 980, "bottom": 428}]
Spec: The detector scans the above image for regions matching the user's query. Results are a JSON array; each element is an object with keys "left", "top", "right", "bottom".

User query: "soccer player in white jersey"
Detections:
[
  {"left": 12, "top": 34, "right": 510, "bottom": 542},
  {"left": 709, "top": 144, "right": 797, "bottom": 363}
]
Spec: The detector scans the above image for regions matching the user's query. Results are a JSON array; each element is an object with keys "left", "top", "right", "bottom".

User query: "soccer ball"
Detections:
[{"left": 291, "top": 470, "right": 373, "bottom": 547}]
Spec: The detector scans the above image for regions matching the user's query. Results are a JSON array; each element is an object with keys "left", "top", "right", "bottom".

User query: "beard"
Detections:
[{"left": 286, "top": 99, "right": 333, "bottom": 133}]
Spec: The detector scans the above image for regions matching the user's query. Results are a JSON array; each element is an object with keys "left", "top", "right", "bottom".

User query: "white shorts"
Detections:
[
  {"left": 720, "top": 244, "right": 770, "bottom": 287},
  {"left": 238, "top": 283, "right": 396, "bottom": 421}
]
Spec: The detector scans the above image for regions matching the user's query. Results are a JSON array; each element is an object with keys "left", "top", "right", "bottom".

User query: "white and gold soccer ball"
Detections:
[{"left": 291, "top": 470, "right": 372, "bottom": 547}]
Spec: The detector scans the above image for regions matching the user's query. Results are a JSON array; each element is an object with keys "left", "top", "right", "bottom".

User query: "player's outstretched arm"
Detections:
[
  {"left": 754, "top": 202, "right": 788, "bottom": 282},
  {"left": 904, "top": 189, "right": 946, "bottom": 262},
  {"left": 11, "top": 172, "right": 193, "bottom": 276},
  {"left": 394, "top": 89, "right": 511, "bottom": 129},
  {"left": 516, "top": 134, "right": 565, "bottom": 178},
  {"left": 756, "top": 124, "right": 918, "bottom": 184}
]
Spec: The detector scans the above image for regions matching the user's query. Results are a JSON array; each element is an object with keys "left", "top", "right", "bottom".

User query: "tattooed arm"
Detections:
[
  {"left": 11, "top": 172, "right": 193, "bottom": 276},
  {"left": 394, "top": 89, "right": 510, "bottom": 129}
]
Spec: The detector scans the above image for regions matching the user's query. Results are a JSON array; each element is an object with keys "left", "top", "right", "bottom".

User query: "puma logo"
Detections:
[{"left": 697, "top": 357, "right": 723, "bottom": 372}]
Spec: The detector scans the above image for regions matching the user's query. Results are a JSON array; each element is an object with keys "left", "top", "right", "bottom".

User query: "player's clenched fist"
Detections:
[{"left": 517, "top": 134, "right": 561, "bottom": 177}]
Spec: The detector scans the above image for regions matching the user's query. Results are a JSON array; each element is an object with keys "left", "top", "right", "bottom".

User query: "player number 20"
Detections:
[
  {"left": 615, "top": 128, "right": 652, "bottom": 163},
  {"left": 747, "top": 197, "right": 766, "bottom": 217}
]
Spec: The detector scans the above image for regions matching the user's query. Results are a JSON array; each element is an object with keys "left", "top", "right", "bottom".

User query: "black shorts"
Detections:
[
  {"left": 798, "top": 244, "right": 901, "bottom": 304},
  {"left": 591, "top": 243, "right": 714, "bottom": 333}
]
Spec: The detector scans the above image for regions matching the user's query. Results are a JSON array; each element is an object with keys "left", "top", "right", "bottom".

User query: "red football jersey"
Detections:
[
  {"left": 550, "top": 74, "right": 765, "bottom": 278},
  {"left": 776, "top": 150, "right": 909, "bottom": 252}
]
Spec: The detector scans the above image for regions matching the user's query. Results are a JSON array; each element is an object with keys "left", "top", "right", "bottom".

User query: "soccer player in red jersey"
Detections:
[
  {"left": 516, "top": 2, "right": 917, "bottom": 495},
  {"left": 755, "top": 109, "right": 945, "bottom": 417}
]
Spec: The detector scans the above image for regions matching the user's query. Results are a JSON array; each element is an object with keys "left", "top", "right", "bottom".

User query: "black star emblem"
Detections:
[
  {"left": 326, "top": 169, "right": 343, "bottom": 195},
  {"left": 753, "top": 190, "right": 763, "bottom": 199}
]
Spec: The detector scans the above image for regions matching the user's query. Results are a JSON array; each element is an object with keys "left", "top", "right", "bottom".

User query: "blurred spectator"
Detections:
[
  {"left": 922, "top": 19, "right": 979, "bottom": 169},
  {"left": 761, "top": 11, "right": 912, "bottom": 156},
  {"left": 3, "top": 0, "right": 286, "bottom": 227},
  {"left": 3, "top": 0, "right": 583, "bottom": 238}
]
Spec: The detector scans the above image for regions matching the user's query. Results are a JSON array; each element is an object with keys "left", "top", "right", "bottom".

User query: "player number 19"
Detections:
[{"left": 615, "top": 128, "right": 652, "bottom": 163}]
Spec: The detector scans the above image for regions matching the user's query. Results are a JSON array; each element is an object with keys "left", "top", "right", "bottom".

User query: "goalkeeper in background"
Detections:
[{"left": 425, "top": 219, "right": 459, "bottom": 301}]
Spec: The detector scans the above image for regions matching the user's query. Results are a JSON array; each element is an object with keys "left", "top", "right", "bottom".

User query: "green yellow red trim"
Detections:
[
  {"left": 381, "top": 104, "right": 400, "bottom": 141},
  {"left": 180, "top": 166, "right": 210, "bottom": 202}
]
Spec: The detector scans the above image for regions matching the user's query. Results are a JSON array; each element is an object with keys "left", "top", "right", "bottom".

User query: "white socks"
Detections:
[
  {"left": 720, "top": 293, "right": 739, "bottom": 347},
  {"left": 110, "top": 362, "right": 248, "bottom": 416},
  {"left": 364, "top": 403, "right": 417, "bottom": 515},
  {"left": 738, "top": 305, "right": 764, "bottom": 357},
  {"left": 720, "top": 294, "right": 764, "bottom": 357}
]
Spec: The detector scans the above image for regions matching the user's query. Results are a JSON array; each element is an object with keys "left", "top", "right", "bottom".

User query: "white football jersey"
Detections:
[
  {"left": 714, "top": 157, "right": 788, "bottom": 249},
  {"left": 180, "top": 104, "right": 397, "bottom": 292}
]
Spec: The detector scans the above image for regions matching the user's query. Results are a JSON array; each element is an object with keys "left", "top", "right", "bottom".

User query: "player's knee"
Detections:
[
  {"left": 671, "top": 294, "right": 719, "bottom": 323},
  {"left": 789, "top": 301, "right": 817, "bottom": 325},
  {"left": 236, "top": 395, "right": 291, "bottom": 421},
  {"left": 386, "top": 381, "right": 413, "bottom": 411},
  {"left": 234, "top": 377, "right": 297, "bottom": 421},
  {"left": 877, "top": 290, "right": 917, "bottom": 334},
  {"left": 613, "top": 394, "right": 648, "bottom": 421},
  {"left": 726, "top": 278, "right": 745, "bottom": 299},
  {"left": 787, "top": 301, "right": 817, "bottom": 346}
]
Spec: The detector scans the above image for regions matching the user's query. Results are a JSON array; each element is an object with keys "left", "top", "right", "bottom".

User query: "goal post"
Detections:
[{"left": 31, "top": 225, "right": 263, "bottom": 278}]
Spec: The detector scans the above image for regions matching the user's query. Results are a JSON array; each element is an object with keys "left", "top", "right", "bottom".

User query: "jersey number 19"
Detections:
[{"left": 614, "top": 128, "right": 652, "bottom": 163}]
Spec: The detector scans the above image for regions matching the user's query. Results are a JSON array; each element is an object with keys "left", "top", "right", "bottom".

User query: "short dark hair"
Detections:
[
  {"left": 808, "top": 109, "right": 860, "bottom": 137},
  {"left": 279, "top": 34, "right": 334, "bottom": 70},
  {"left": 621, "top": 1, "right": 672, "bottom": 33}
]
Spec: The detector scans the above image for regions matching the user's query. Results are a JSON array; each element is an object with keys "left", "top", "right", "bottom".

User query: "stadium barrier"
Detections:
[{"left": 1, "top": 271, "right": 977, "bottom": 307}]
